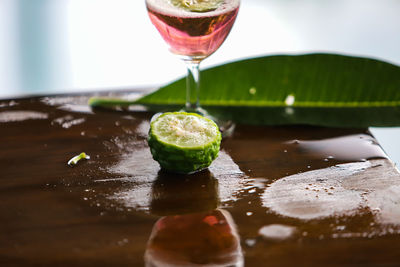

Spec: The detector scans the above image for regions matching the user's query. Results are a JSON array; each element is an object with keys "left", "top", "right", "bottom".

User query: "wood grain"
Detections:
[{"left": 1, "top": 94, "right": 399, "bottom": 266}]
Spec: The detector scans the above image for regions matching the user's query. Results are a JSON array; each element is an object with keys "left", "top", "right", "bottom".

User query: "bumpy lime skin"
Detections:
[{"left": 148, "top": 112, "right": 222, "bottom": 174}]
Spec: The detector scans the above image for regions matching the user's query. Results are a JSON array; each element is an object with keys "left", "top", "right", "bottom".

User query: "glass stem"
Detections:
[{"left": 185, "top": 61, "right": 201, "bottom": 112}]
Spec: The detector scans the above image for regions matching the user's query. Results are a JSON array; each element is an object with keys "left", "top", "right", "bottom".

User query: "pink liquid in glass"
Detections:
[{"left": 146, "top": 0, "right": 239, "bottom": 60}]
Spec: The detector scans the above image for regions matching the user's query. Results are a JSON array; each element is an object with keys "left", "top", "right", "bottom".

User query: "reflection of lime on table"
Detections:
[{"left": 148, "top": 112, "right": 221, "bottom": 174}]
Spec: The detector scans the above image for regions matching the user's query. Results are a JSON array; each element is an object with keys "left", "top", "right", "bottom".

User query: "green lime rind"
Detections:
[
  {"left": 148, "top": 112, "right": 221, "bottom": 174},
  {"left": 170, "top": 0, "right": 224, "bottom": 12},
  {"left": 148, "top": 137, "right": 220, "bottom": 173}
]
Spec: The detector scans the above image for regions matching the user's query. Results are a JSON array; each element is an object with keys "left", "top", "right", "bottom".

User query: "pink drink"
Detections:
[{"left": 146, "top": 0, "right": 239, "bottom": 60}]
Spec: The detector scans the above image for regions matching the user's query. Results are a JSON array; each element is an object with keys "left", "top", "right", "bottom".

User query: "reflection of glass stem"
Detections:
[{"left": 145, "top": 209, "right": 243, "bottom": 267}]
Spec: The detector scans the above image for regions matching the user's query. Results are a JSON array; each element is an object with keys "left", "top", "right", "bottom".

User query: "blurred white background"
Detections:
[
  {"left": 0, "top": 0, "right": 399, "bottom": 164},
  {"left": 1, "top": 0, "right": 400, "bottom": 97}
]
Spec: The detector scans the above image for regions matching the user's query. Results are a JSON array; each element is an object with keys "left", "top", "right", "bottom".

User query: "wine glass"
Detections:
[{"left": 145, "top": 0, "right": 240, "bottom": 131}]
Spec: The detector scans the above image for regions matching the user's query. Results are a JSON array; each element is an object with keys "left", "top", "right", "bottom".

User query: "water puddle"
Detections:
[
  {"left": 262, "top": 159, "right": 400, "bottom": 225},
  {"left": 287, "top": 134, "right": 387, "bottom": 162},
  {"left": 0, "top": 111, "right": 48, "bottom": 122},
  {"left": 52, "top": 115, "right": 86, "bottom": 129},
  {"left": 41, "top": 96, "right": 94, "bottom": 114},
  {"left": 0, "top": 100, "right": 18, "bottom": 108},
  {"left": 104, "top": 148, "right": 247, "bottom": 214},
  {"left": 258, "top": 224, "right": 297, "bottom": 241}
]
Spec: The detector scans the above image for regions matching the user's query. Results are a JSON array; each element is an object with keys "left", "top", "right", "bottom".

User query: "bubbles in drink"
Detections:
[{"left": 146, "top": 0, "right": 240, "bottom": 18}]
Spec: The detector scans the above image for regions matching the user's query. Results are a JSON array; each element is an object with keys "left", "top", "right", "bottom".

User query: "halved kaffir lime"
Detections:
[{"left": 148, "top": 112, "right": 221, "bottom": 174}]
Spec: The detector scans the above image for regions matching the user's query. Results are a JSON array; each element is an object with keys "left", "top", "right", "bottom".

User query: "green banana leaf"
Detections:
[{"left": 90, "top": 53, "right": 400, "bottom": 127}]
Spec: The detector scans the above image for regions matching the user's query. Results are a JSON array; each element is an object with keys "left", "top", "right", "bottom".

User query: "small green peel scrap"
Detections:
[{"left": 68, "top": 152, "right": 90, "bottom": 166}]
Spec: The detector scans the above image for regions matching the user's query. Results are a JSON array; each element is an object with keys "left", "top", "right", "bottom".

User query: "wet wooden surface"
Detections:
[{"left": 1, "top": 94, "right": 400, "bottom": 266}]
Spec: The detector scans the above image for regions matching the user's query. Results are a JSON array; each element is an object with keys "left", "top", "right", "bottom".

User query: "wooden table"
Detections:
[{"left": 1, "top": 94, "right": 399, "bottom": 266}]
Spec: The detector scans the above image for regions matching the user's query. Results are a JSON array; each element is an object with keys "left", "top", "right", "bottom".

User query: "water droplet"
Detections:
[
  {"left": 246, "top": 212, "right": 253, "bottom": 216},
  {"left": 245, "top": 239, "right": 256, "bottom": 247},
  {"left": 336, "top": 225, "right": 346, "bottom": 231},
  {"left": 117, "top": 238, "right": 129, "bottom": 246},
  {"left": 248, "top": 188, "right": 256, "bottom": 194},
  {"left": 259, "top": 225, "right": 297, "bottom": 241}
]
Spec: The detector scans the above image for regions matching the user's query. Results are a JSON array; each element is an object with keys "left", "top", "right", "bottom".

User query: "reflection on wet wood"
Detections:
[
  {"left": 0, "top": 95, "right": 399, "bottom": 266},
  {"left": 145, "top": 209, "right": 243, "bottom": 267}
]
